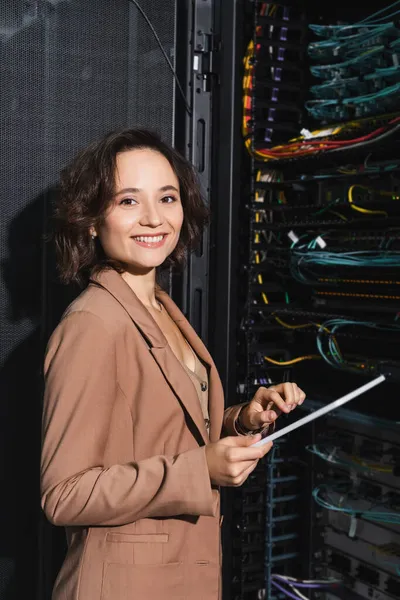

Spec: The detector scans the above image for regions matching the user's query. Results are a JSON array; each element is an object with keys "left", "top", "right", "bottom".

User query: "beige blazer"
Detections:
[{"left": 41, "top": 269, "right": 244, "bottom": 600}]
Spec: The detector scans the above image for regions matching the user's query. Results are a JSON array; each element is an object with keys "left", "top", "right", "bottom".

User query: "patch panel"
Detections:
[
  {"left": 324, "top": 528, "right": 400, "bottom": 576},
  {"left": 324, "top": 552, "right": 399, "bottom": 600}
]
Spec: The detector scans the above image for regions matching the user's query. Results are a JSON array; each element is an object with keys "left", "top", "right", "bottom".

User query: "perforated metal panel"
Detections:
[{"left": 0, "top": 1, "right": 178, "bottom": 597}]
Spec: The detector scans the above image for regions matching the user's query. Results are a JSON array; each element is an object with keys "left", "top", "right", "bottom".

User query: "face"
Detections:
[{"left": 94, "top": 149, "right": 184, "bottom": 273}]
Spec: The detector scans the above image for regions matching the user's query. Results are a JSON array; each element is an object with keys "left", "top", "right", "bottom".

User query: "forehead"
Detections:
[{"left": 115, "top": 148, "right": 179, "bottom": 189}]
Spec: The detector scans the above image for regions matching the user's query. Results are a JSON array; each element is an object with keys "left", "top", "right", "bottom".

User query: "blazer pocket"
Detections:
[{"left": 106, "top": 532, "right": 169, "bottom": 544}]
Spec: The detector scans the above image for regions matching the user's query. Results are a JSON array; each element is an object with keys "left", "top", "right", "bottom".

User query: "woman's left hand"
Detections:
[{"left": 239, "top": 382, "right": 306, "bottom": 432}]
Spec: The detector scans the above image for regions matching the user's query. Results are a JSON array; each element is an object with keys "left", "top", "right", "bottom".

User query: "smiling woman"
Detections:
[
  {"left": 54, "top": 129, "right": 208, "bottom": 286},
  {"left": 91, "top": 148, "right": 185, "bottom": 275},
  {"left": 41, "top": 128, "right": 305, "bottom": 600}
]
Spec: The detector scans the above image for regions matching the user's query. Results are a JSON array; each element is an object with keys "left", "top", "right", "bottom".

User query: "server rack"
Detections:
[{"left": 210, "top": 2, "right": 400, "bottom": 599}]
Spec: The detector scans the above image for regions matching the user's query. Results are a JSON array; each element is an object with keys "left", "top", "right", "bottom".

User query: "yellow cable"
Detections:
[
  {"left": 348, "top": 185, "right": 388, "bottom": 216},
  {"left": 317, "top": 291, "right": 400, "bottom": 299},
  {"left": 328, "top": 210, "right": 348, "bottom": 221},
  {"left": 255, "top": 169, "right": 261, "bottom": 202},
  {"left": 273, "top": 316, "right": 343, "bottom": 360},
  {"left": 350, "top": 456, "right": 393, "bottom": 473},
  {"left": 274, "top": 315, "right": 330, "bottom": 334},
  {"left": 319, "top": 278, "right": 400, "bottom": 285},
  {"left": 255, "top": 253, "right": 260, "bottom": 264},
  {"left": 274, "top": 315, "right": 312, "bottom": 330},
  {"left": 257, "top": 274, "right": 263, "bottom": 284},
  {"left": 262, "top": 292, "right": 269, "bottom": 305},
  {"left": 264, "top": 355, "right": 321, "bottom": 366}
]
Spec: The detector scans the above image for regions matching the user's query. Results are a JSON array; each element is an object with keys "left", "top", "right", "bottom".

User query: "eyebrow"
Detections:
[{"left": 115, "top": 185, "right": 179, "bottom": 196}]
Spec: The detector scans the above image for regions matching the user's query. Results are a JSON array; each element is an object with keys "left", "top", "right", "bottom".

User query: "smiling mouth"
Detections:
[{"left": 131, "top": 234, "right": 168, "bottom": 248}]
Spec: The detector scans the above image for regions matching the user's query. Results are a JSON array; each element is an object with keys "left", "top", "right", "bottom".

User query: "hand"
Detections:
[
  {"left": 205, "top": 434, "right": 273, "bottom": 487},
  {"left": 239, "top": 382, "right": 306, "bottom": 432}
]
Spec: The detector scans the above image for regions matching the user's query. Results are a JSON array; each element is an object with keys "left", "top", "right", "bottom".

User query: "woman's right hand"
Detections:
[{"left": 204, "top": 434, "right": 273, "bottom": 487}]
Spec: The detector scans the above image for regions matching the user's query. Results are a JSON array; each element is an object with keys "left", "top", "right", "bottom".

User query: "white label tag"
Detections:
[
  {"left": 349, "top": 515, "right": 357, "bottom": 538},
  {"left": 288, "top": 230, "right": 299, "bottom": 245}
]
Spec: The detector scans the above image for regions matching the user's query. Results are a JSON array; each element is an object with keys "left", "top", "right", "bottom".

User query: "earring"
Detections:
[{"left": 91, "top": 233, "right": 96, "bottom": 240}]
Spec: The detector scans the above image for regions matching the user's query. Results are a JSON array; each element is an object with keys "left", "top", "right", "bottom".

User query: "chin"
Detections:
[{"left": 123, "top": 255, "right": 169, "bottom": 273}]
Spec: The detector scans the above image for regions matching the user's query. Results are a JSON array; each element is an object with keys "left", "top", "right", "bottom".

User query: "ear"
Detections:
[{"left": 89, "top": 228, "right": 97, "bottom": 240}]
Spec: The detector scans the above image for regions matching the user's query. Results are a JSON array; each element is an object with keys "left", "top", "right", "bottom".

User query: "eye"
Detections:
[
  {"left": 120, "top": 198, "right": 137, "bottom": 206},
  {"left": 161, "top": 195, "right": 177, "bottom": 204}
]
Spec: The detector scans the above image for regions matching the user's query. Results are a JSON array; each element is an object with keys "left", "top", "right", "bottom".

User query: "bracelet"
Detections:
[{"left": 235, "top": 405, "right": 264, "bottom": 436}]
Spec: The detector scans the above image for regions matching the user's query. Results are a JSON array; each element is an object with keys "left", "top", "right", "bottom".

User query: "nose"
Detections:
[{"left": 139, "top": 201, "right": 163, "bottom": 228}]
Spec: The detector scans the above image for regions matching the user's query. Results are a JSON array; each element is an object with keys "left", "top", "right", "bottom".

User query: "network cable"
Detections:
[
  {"left": 309, "top": 1, "right": 400, "bottom": 36},
  {"left": 270, "top": 315, "right": 400, "bottom": 373},
  {"left": 307, "top": 3, "right": 400, "bottom": 123},
  {"left": 127, "top": 0, "right": 191, "bottom": 115},
  {"left": 313, "top": 484, "right": 400, "bottom": 525},
  {"left": 306, "top": 443, "right": 394, "bottom": 474},
  {"left": 290, "top": 246, "right": 400, "bottom": 286},
  {"left": 246, "top": 115, "right": 400, "bottom": 161},
  {"left": 271, "top": 574, "right": 341, "bottom": 600},
  {"left": 305, "top": 82, "right": 400, "bottom": 121},
  {"left": 308, "top": 22, "right": 398, "bottom": 63}
]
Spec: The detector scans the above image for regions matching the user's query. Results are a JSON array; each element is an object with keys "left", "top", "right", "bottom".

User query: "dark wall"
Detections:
[{"left": 0, "top": 1, "right": 179, "bottom": 598}]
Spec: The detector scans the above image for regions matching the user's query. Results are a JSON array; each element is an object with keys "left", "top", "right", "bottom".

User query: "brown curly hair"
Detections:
[{"left": 54, "top": 129, "right": 209, "bottom": 286}]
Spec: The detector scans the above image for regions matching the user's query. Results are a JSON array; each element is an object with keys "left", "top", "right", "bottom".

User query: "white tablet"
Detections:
[{"left": 252, "top": 374, "right": 386, "bottom": 448}]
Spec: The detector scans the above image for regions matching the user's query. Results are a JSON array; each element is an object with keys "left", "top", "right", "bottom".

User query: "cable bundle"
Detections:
[
  {"left": 306, "top": 82, "right": 400, "bottom": 122},
  {"left": 290, "top": 247, "right": 400, "bottom": 285},
  {"left": 263, "top": 314, "right": 400, "bottom": 374},
  {"left": 271, "top": 574, "right": 341, "bottom": 599},
  {"left": 316, "top": 318, "right": 400, "bottom": 372},
  {"left": 243, "top": 3, "right": 307, "bottom": 151},
  {"left": 306, "top": 443, "right": 395, "bottom": 474},
  {"left": 245, "top": 114, "right": 400, "bottom": 161},
  {"left": 313, "top": 484, "right": 400, "bottom": 526},
  {"left": 308, "top": 2, "right": 400, "bottom": 122},
  {"left": 308, "top": 22, "right": 398, "bottom": 63}
]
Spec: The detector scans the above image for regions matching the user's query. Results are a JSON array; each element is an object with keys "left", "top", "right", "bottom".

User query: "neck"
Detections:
[{"left": 122, "top": 268, "right": 159, "bottom": 309}]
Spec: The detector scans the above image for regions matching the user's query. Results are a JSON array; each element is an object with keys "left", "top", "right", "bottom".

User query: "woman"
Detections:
[{"left": 41, "top": 129, "right": 305, "bottom": 600}]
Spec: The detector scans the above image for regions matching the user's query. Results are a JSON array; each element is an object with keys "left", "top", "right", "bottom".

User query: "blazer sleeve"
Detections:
[
  {"left": 41, "top": 311, "right": 217, "bottom": 527},
  {"left": 223, "top": 403, "right": 275, "bottom": 437}
]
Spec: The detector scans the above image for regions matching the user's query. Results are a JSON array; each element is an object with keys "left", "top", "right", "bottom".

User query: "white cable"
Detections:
[{"left": 273, "top": 574, "right": 342, "bottom": 584}]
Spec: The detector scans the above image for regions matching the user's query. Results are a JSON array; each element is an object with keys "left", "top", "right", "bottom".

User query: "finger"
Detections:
[
  {"left": 298, "top": 386, "right": 306, "bottom": 405},
  {"left": 240, "top": 402, "right": 277, "bottom": 430},
  {"left": 232, "top": 459, "right": 259, "bottom": 486},
  {"left": 263, "top": 389, "right": 291, "bottom": 413},
  {"left": 249, "top": 409, "right": 278, "bottom": 430},
  {"left": 279, "top": 382, "right": 304, "bottom": 411},
  {"left": 230, "top": 458, "right": 259, "bottom": 480},
  {"left": 232, "top": 442, "right": 274, "bottom": 485},
  {"left": 287, "top": 383, "right": 306, "bottom": 409},
  {"left": 253, "top": 387, "right": 291, "bottom": 414},
  {"left": 227, "top": 442, "right": 273, "bottom": 463},
  {"left": 281, "top": 382, "right": 297, "bottom": 408},
  {"left": 257, "top": 410, "right": 278, "bottom": 426},
  {"left": 221, "top": 434, "right": 262, "bottom": 447}
]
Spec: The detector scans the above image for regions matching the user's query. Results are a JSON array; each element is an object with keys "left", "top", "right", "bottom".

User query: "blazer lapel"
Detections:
[
  {"left": 157, "top": 290, "right": 225, "bottom": 443},
  {"left": 149, "top": 347, "right": 209, "bottom": 444},
  {"left": 90, "top": 270, "right": 211, "bottom": 445}
]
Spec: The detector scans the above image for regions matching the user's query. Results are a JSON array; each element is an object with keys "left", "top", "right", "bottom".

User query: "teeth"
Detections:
[{"left": 134, "top": 235, "right": 164, "bottom": 243}]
